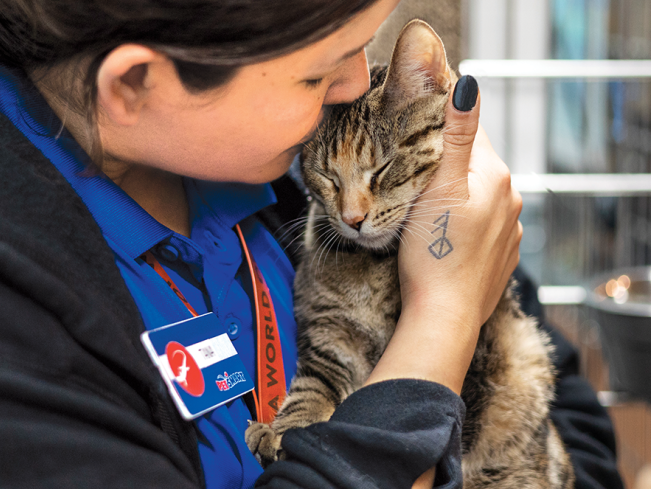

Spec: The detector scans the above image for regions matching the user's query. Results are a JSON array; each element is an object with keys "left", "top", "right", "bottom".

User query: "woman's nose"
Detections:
[{"left": 323, "top": 50, "right": 371, "bottom": 106}]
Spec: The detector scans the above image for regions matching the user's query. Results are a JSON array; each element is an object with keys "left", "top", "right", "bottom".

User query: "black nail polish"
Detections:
[{"left": 452, "top": 75, "right": 478, "bottom": 112}]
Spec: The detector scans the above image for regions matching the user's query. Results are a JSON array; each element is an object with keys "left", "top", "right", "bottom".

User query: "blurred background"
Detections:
[{"left": 367, "top": 1, "right": 651, "bottom": 487}]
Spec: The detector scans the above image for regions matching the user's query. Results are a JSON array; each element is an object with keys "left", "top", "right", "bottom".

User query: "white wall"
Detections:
[{"left": 467, "top": 0, "right": 549, "bottom": 175}]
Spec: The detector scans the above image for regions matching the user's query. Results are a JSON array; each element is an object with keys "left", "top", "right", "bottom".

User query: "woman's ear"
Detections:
[{"left": 96, "top": 44, "right": 162, "bottom": 126}]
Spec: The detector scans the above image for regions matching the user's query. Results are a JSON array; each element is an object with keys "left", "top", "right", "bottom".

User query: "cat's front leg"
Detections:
[
  {"left": 246, "top": 329, "right": 369, "bottom": 466},
  {"left": 245, "top": 373, "right": 343, "bottom": 466},
  {"left": 245, "top": 421, "right": 285, "bottom": 467}
]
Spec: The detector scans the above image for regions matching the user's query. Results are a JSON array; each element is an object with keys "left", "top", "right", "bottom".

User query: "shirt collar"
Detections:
[
  {"left": 0, "top": 64, "right": 276, "bottom": 259},
  {"left": 189, "top": 179, "right": 276, "bottom": 231}
]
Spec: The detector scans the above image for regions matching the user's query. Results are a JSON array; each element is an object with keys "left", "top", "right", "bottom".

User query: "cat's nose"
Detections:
[{"left": 343, "top": 214, "right": 367, "bottom": 232}]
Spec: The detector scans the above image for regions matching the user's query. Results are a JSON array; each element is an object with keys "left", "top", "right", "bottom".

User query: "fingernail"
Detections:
[{"left": 452, "top": 75, "right": 478, "bottom": 112}]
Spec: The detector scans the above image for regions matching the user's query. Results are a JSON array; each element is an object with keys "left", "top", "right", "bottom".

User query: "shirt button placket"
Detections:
[
  {"left": 157, "top": 243, "right": 180, "bottom": 262},
  {"left": 226, "top": 317, "right": 241, "bottom": 340}
]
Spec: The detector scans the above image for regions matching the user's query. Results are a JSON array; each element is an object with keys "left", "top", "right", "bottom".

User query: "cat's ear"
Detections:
[{"left": 382, "top": 20, "right": 451, "bottom": 112}]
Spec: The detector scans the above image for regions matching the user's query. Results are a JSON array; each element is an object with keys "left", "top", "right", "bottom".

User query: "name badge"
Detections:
[{"left": 141, "top": 312, "right": 255, "bottom": 420}]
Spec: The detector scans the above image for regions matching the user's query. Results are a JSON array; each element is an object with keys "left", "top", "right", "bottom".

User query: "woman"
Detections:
[{"left": 0, "top": 0, "right": 621, "bottom": 487}]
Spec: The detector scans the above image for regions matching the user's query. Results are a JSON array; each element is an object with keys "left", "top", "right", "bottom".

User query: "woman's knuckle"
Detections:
[
  {"left": 497, "top": 168, "right": 511, "bottom": 189},
  {"left": 444, "top": 129, "right": 475, "bottom": 150},
  {"left": 514, "top": 191, "right": 523, "bottom": 213}
]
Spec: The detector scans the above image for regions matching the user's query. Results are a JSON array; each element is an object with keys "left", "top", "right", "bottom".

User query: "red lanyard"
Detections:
[{"left": 142, "top": 224, "right": 286, "bottom": 424}]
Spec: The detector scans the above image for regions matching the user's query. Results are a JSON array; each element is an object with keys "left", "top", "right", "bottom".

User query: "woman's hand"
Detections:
[
  {"left": 400, "top": 81, "right": 522, "bottom": 333},
  {"left": 365, "top": 77, "right": 523, "bottom": 395}
]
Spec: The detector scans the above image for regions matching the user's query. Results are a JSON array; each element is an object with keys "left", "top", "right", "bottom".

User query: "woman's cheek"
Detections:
[{"left": 280, "top": 87, "right": 325, "bottom": 126}]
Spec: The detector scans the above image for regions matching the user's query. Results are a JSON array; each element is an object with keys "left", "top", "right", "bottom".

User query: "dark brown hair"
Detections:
[{"left": 0, "top": 0, "right": 380, "bottom": 161}]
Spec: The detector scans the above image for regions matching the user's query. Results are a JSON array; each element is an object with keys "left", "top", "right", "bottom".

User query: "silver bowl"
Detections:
[{"left": 585, "top": 266, "right": 651, "bottom": 403}]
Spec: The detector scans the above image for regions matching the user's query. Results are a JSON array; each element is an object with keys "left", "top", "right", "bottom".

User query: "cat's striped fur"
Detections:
[{"left": 246, "top": 20, "right": 574, "bottom": 488}]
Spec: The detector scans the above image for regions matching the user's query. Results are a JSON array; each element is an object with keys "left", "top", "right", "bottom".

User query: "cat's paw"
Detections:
[{"left": 245, "top": 421, "right": 285, "bottom": 467}]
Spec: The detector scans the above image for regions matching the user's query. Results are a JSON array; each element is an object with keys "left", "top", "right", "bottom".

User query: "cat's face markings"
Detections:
[
  {"left": 329, "top": 132, "right": 376, "bottom": 234},
  {"left": 302, "top": 20, "right": 454, "bottom": 251}
]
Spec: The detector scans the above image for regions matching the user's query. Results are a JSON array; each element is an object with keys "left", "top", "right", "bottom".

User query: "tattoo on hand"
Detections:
[{"left": 428, "top": 210, "right": 453, "bottom": 259}]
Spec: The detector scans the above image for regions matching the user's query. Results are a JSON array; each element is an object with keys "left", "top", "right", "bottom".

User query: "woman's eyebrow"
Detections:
[
  {"left": 338, "top": 36, "right": 376, "bottom": 63},
  {"left": 317, "top": 36, "right": 376, "bottom": 71}
]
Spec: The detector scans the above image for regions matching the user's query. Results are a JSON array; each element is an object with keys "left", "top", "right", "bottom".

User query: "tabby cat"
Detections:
[{"left": 246, "top": 20, "right": 574, "bottom": 488}]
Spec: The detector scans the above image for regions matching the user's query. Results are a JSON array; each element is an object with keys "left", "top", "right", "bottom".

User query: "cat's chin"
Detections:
[
  {"left": 348, "top": 231, "right": 400, "bottom": 252},
  {"left": 333, "top": 220, "right": 402, "bottom": 252}
]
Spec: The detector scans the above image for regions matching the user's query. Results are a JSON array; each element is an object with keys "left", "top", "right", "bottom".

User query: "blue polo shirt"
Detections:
[{"left": 0, "top": 65, "right": 299, "bottom": 489}]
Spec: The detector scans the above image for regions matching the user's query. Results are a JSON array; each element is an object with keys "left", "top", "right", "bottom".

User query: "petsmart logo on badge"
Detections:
[{"left": 215, "top": 371, "right": 246, "bottom": 391}]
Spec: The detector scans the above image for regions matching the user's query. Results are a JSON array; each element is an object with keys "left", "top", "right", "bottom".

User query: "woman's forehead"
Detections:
[{"left": 253, "top": 0, "right": 401, "bottom": 75}]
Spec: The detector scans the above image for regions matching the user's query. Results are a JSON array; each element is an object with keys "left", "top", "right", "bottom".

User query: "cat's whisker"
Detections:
[
  {"left": 407, "top": 208, "right": 472, "bottom": 219},
  {"left": 408, "top": 202, "right": 469, "bottom": 212},
  {"left": 408, "top": 208, "right": 478, "bottom": 219},
  {"left": 274, "top": 214, "right": 314, "bottom": 230},
  {"left": 393, "top": 228, "right": 410, "bottom": 251},
  {"left": 407, "top": 208, "right": 470, "bottom": 218},
  {"left": 311, "top": 228, "right": 338, "bottom": 276},
  {"left": 410, "top": 199, "right": 473, "bottom": 207},
  {"left": 397, "top": 231, "right": 408, "bottom": 249},
  {"left": 334, "top": 234, "right": 342, "bottom": 270},
  {"left": 393, "top": 229, "right": 406, "bottom": 248},
  {"left": 276, "top": 232, "right": 305, "bottom": 257},
  {"left": 318, "top": 230, "right": 340, "bottom": 275},
  {"left": 274, "top": 217, "right": 309, "bottom": 237},
  {"left": 411, "top": 197, "right": 470, "bottom": 206},
  {"left": 309, "top": 229, "right": 330, "bottom": 270},
  {"left": 407, "top": 199, "right": 469, "bottom": 213},
  {"left": 441, "top": 120, "right": 482, "bottom": 136},
  {"left": 405, "top": 220, "right": 443, "bottom": 246},
  {"left": 410, "top": 230, "right": 436, "bottom": 247},
  {"left": 415, "top": 177, "right": 469, "bottom": 198},
  {"left": 392, "top": 202, "right": 412, "bottom": 211},
  {"left": 283, "top": 221, "right": 331, "bottom": 253},
  {"left": 315, "top": 237, "right": 328, "bottom": 274},
  {"left": 307, "top": 221, "right": 335, "bottom": 238},
  {"left": 279, "top": 216, "right": 310, "bottom": 229},
  {"left": 280, "top": 231, "right": 308, "bottom": 256},
  {"left": 418, "top": 187, "right": 470, "bottom": 198},
  {"left": 400, "top": 224, "right": 429, "bottom": 247},
  {"left": 411, "top": 196, "right": 482, "bottom": 207},
  {"left": 408, "top": 217, "right": 468, "bottom": 239},
  {"left": 275, "top": 215, "right": 329, "bottom": 241},
  {"left": 440, "top": 120, "right": 472, "bottom": 136},
  {"left": 276, "top": 221, "right": 310, "bottom": 243},
  {"left": 313, "top": 221, "right": 334, "bottom": 231},
  {"left": 408, "top": 213, "right": 472, "bottom": 223},
  {"left": 377, "top": 213, "right": 407, "bottom": 232},
  {"left": 409, "top": 202, "right": 470, "bottom": 213},
  {"left": 323, "top": 232, "right": 342, "bottom": 275},
  {"left": 322, "top": 231, "right": 344, "bottom": 274}
]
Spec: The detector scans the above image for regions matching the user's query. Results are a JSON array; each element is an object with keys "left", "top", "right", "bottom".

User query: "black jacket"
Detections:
[{"left": 0, "top": 108, "right": 622, "bottom": 488}]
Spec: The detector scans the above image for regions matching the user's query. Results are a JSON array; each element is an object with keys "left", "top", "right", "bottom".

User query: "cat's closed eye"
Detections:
[
  {"left": 370, "top": 161, "right": 391, "bottom": 191},
  {"left": 319, "top": 171, "right": 340, "bottom": 192},
  {"left": 370, "top": 174, "right": 378, "bottom": 190}
]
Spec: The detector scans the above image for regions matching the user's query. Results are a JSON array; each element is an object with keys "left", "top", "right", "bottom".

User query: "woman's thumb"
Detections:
[{"left": 435, "top": 75, "right": 481, "bottom": 198}]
